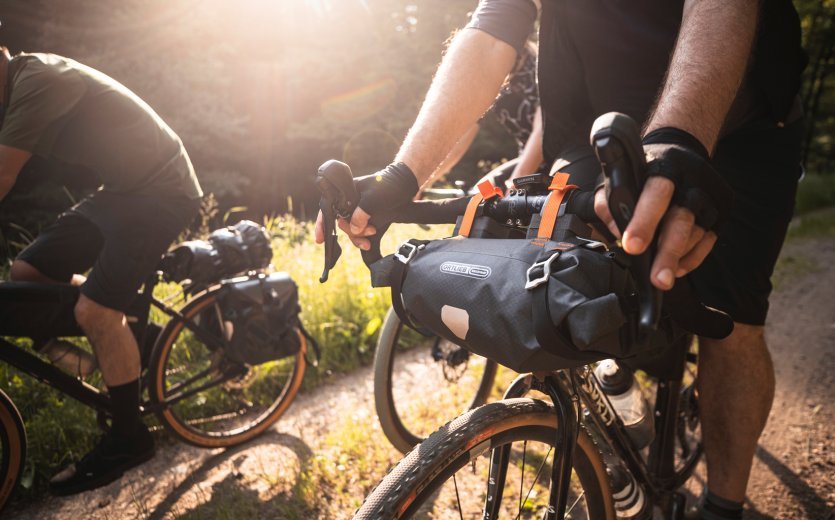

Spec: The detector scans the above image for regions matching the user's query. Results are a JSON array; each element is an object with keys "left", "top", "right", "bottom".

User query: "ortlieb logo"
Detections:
[{"left": 440, "top": 262, "right": 491, "bottom": 279}]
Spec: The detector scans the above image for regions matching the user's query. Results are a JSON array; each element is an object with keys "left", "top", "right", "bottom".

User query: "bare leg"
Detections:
[
  {"left": 73, "top": 294, "right": 140, "bottom": 387},
  {"left": 698, "top": 323, "right": 775, "bottom": 501}
]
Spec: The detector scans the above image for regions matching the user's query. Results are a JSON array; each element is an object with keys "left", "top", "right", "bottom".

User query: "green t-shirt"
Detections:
[{"left": 0, "top": 53, "right": 202, "bottom": 199}]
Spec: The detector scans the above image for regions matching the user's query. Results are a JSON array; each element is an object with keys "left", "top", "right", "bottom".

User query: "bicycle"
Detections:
[
  {"left": 0, "top": 229, "right": 313, "bottom": 512},
  {"left": 315, "top": 113, "right": 725, "bottom": 519}
]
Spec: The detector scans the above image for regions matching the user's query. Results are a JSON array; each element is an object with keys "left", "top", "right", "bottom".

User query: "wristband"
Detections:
[{"left": 642, "top": 127, "right": 710, "bottom": 160}]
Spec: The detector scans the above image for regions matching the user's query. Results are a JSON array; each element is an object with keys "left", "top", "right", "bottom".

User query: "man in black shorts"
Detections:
[
  {"left": 0, "top": 48, "right": 202, "bottom": 494},
  {"left": 316, "top": 1, "right": 805, "bottom": 517}
]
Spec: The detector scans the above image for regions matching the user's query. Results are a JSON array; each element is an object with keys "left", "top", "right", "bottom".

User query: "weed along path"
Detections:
[{"left": 9, "top": 236, "right": 835, "bottom": 519}]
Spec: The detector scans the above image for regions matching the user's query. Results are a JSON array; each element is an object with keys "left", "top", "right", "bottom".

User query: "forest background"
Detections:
[{"left": 0, "top": 0, "right": 832, "bottom": 259}]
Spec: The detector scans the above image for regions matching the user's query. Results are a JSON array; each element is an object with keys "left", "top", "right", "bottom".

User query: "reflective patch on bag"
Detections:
[
  {"left": 441, "top": 305, "right": 470, "bottom": 340},
  {"left": 440, "top": 261, "right": 492, "bottom": 279}
]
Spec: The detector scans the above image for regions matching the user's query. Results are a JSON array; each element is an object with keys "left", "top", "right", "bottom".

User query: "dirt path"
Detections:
[{"left": 7, "top": 237, "right": 835, "bottom": 519}]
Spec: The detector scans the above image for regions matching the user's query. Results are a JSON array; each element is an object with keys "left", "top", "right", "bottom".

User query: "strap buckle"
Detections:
[
  {"left": 525, "top": 252, "right": 561, "bottom": 290},
  {"left": 395, "top": 241, "right": 424, "bottom": 264}
]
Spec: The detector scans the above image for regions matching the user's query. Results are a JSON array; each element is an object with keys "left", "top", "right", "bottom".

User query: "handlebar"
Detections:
[{"left": 314, "top": 112, "right": 661, "bottom": 342}]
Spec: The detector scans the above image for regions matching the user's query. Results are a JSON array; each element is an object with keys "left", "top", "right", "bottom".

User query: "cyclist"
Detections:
[
  {"left": 315, "top": 1, "right": 805, "bottom": 518},
  {"left": 0, "top": 48, "right": 202, "bottom": 494}
]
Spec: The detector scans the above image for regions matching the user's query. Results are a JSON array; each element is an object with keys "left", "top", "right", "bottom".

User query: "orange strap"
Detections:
[
  {"left": 458, "top": 180, "right": 503, "bottom": 238},
  {"left": 537, "top": 173, "right": 578, "bottom": 240},
  {"left": 457, "top": 193, "right": 483, "bottom": 237}
]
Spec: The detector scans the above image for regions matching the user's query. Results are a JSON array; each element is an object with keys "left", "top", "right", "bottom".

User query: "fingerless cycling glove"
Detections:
[
  {"left": 355, "top": 162, "right": 420, "bottom": 216},
  {"left": 642, "top": 127, "right": 733, "bottom": 231}
]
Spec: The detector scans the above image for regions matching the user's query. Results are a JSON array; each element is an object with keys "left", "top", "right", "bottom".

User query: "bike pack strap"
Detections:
[
  {"left": 537, "top": 173, "right": 578, "bottom": 241},
  {"left": 528, "top": 242, "right": 578, "bottom": 350},
  {"left": 457, "top": 180, "right": 504, "bottom": 237},
  {"left": 390, "top": 239, "right": 434, "bottom": 336}
]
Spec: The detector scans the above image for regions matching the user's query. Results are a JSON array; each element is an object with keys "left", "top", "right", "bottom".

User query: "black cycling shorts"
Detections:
[
  {"left": 557, "top": 119, "right": 803, "bottom": 326},
  {"left": 17, "top": 190, "right": 200, "bottom": 312}
]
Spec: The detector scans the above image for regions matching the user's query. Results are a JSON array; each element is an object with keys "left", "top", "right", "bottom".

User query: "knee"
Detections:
[
  {"left": 9, "top": 260, "right": 42, "bottom": 282},
  {"left": 701, "top": 322, "right": 766, "bottom": 354},
  {"left": 74, "top": 295, "right": 123, "bottom": 332}
]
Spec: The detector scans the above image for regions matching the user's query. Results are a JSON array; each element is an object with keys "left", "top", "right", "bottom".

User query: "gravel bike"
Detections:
[
  {"left": 0, "top": 259, "right": 312, "bottom": 512},
  {"left": 316, "top": 113, "right": 726, "bottom": 519}
]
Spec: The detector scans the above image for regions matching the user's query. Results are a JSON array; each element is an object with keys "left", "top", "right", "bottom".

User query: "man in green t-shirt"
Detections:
[{"left": 0, "top": 47, "right": 202, "bottom": 495}]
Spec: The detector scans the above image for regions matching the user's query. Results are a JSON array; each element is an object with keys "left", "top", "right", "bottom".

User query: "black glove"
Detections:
[
  {"left": 642, "top": 127, "right": 733, "bottom": 231},
  {"left": 355, "top": 162, "right": 420, "bottom": 217}
]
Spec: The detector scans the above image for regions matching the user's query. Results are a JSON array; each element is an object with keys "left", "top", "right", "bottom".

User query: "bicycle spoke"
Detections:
[
  {"left": 565, "top": 489, "right": 585, "bottom": 516},
  {"left": 519, "top": 440, "right": 527, "bottom": 515},
  {"left": 452, "top": 474, "right": 464, "bottom": 520},
  {"left": 516, "top": 446, "right": 553, "bottom": 520}
]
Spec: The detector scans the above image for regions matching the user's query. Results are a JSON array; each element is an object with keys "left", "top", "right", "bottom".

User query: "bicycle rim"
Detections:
[
  {"left": 374, "top": 308, "right": 498, "bottom": 453},
  {"left": 149, "top": 289, "right": 305, "bottom": 448},
  {"left": 356, "top": 398, "right": 615, "bottom": 519},
  {"left": 0, "top": 389, "right": 25, "bottom": 514}
]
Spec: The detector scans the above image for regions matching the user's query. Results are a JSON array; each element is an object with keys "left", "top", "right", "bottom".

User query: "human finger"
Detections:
[
  {"left": 314, "top": 210, "right": 325, "bottom": 244},
  {"left": 676, "top": 231, "right": 717, "bottom": 276},
  {"left": 593, "top": 188, "right": 621, "bottom": 238},
  {"left": 350, "top": 207, "right": 372, "bottom": 235},
  {"left": 651, "top": 206, "right": 695, "bottom": 290},
  {"left": 621, "top": 176, "right": 674, "bottom": 255}
]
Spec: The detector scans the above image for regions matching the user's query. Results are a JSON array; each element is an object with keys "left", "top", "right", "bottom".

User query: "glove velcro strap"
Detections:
[{"left": 644, "top": 145, "right": 733, "bottom": 231}]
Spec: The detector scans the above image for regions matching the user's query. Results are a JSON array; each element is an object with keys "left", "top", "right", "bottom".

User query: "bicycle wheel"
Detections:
[
  {"left": 0, "top": 389, "right": 25, "bottom": 514},
  {"left": 148, "top": 287, "right": 306, "bottom": 448},
  {"left": 374, "top": 307, "right": 499, "bottom": 453},
  {"left": 356, "top": 398, "right": 616, "bottom": 519}
]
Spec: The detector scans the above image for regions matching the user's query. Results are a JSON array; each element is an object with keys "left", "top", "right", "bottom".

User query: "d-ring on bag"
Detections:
[{"left": 370, "top": 174, "right": 654, "bottom": 374}]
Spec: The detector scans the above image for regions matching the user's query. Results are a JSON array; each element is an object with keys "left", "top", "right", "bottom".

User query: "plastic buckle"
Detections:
[
  {"left": 525, "top": 252, "right": 561, "bottom": 290},
  {"left": 395, "top": 241, "right": 423, "bottom": 264}
]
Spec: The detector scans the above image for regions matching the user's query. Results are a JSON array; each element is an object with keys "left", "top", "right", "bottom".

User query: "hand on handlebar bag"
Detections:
[
  {"left": 314, "top": 162, "right": 419, "bottom": 251},
  {"left": 594, "top": 127, "right": 733, "bottom": 290}
]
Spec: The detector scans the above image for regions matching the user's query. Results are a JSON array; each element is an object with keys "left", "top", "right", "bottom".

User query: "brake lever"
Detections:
[
  {"left": 591, "top": 112, "right": 662, "bottom": 344},
  {"left": 314, "top": 160, "right": 360, "bottom": 282}
]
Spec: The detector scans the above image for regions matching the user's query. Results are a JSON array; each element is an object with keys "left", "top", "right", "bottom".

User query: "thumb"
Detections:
[{"left": 350, "top": 207, "right": 371, "bottom": 235}]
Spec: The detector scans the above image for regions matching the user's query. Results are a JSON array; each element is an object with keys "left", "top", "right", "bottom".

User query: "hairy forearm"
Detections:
[
  {"left": 510, "top": 107, "right": 544, "bottom": 181},
  {"left": 646, "top": 0, "right": 759, "bottom": 152},
  {"left": 396, "top": 29, "right": 517, "bottom": 184}
]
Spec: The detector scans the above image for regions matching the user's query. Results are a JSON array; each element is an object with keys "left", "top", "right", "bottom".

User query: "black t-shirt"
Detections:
[{"left": 468, "top": 0, "right": 806, "bottom": 163}]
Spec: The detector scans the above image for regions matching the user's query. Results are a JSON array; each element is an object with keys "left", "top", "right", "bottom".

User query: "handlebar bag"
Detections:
[
  {"left": 215, "top": 272, "right": 306, "bottom": 365},
  {"left": 375, "top": 236, "right": 659, "bottom": 373}
]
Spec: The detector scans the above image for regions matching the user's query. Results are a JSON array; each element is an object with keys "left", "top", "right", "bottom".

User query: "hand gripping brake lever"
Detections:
[
  {"left": 590, "top": 113, "right": 662, "bottom": 344},
  {"left": 314, "top": 160, "right": 360, "bottom": 283}
]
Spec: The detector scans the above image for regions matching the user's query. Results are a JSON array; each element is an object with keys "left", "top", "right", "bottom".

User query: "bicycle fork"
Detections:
[{"left": 482, "top": 373, "right": 580, "bottom": 520}]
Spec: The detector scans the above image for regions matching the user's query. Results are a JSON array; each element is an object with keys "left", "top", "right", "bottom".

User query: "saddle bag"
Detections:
[{"left": 215, "top": 272, "right": 307, "bottom": 365}]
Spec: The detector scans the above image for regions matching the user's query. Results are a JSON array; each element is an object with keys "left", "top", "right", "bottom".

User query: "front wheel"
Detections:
[
  {"left": 373, "top": 308, "right": 498, "bottom": 453},
  {"left": 355, "top": 398, "right": 616, "bottom": 519},
  {"left": 0, "top": 389, "right": 25, "bottom": 515},
  {"left": 148, "top": 286, "right": 306, "bottom": 448}
]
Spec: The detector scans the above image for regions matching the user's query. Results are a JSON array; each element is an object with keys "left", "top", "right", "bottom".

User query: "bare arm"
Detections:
[
  {"left": 0, "top": 144, "right": 32, "bottom": 201},
  {"left": 395, "top": 29, "right": 518, "bottom": 185},
  {"left": 596, "top": 0, "right": 758, "bottom": 290},
  {"left": 319, "top": 29, "right": 519, "bottom": 248},
  {"left": 508, "top": 106, "right": 544, "bottom": 183},
  {"left": 419, "top": 123, "right": 480, "bottom": 196}
]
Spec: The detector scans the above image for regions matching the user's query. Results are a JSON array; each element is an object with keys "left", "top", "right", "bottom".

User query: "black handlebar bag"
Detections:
[{"left": 375, "top": 235, "right": 657, "bottom": 374}]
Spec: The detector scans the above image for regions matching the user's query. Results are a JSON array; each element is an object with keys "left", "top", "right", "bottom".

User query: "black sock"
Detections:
[
  {"left": 107, "top": 379, "right": 145, "bottom": 439},
  {"left": 701, "top": 490, "right": 743, "bottom": 520}
]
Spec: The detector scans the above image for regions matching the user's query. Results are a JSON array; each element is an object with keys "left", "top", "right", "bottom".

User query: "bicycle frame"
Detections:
[
  {"left": 492, "top": 334, "right": 698, "bottom": 519},
  {"left": 0, "top": 273, "right": 233, "bottom": 420}
]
